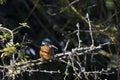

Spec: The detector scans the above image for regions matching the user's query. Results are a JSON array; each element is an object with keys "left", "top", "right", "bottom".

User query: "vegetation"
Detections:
[{"left": 0, "top": 0, "right": 120, "bottom": 80}]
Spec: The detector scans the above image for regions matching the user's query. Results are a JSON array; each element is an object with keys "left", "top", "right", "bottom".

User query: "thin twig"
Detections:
[
  {"left": 86, "top": 13, "right": 94, "bottom": 47},
  {"left": 76, "top": 23, "right": 81, "bottom": 48},
  {"left": 48, "top": 0, "right": 79, "bottom": 16},
  {"left": 63, "top": 39, "right": 70, "bottom": 52}
]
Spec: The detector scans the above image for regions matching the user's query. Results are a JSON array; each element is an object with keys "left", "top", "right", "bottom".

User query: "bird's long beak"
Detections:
[{"left": 50, "top": 45, "right": 58, "bottom": 50}]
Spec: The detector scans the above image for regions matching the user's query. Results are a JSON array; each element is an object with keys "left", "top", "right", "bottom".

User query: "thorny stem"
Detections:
[
  {"left": 0, "top": 23, "right": 115, "bottom": 80},
  {"left": 63, "top": 39, "right": 70, "bottom": 52},
  {"left": 76, "top": 23, "right": 81, "bottom": 48},
  {"left": 86, "top": 13, "right": 94, "bottom": 47}
]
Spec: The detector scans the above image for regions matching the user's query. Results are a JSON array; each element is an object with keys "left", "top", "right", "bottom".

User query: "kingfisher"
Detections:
[{"left": 39, "top": 38, "right": 57, "bottom": 60}]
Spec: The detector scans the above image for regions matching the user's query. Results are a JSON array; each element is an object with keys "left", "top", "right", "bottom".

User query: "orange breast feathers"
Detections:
[{"left": 39, "top": 45, "right": 54, "bottom": 60}]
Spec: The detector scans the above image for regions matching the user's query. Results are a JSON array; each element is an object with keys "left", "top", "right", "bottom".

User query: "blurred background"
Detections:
[{"left": 0, "top": 0, "right": 120, "bottom": 80}]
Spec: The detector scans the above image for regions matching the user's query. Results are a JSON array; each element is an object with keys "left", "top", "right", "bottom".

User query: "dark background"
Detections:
[{"left": 0, "top": 0, "right": 120, "bottom": 80}]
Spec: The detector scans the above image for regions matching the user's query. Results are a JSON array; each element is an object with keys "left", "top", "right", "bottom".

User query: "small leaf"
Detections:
[{"left": 19, "top": 22, "right": 30, "bottom": 28}]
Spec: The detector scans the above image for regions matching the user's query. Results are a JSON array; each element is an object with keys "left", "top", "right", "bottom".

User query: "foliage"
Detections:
[
  {"left": 0, "top": 0, "right": 120, "bottom": 80},
  {"left": 0, "top": 25, "right": 29, "bottom": 61},
  {"left": 0, "top": 42, "right": 28, "bottom": 60}
]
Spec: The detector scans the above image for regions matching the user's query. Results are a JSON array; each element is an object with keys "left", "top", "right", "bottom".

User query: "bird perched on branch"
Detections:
[
  {"left": 39, "top": 38, "right": 57, "bottom": 60},
  {"left": 40, "top": 45, "right": 54, "bottom": 60}
]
